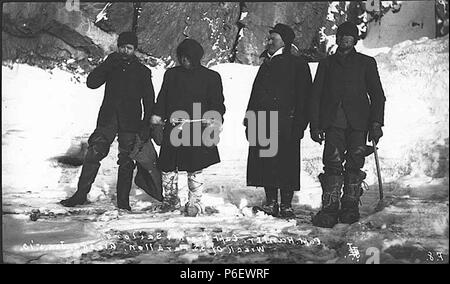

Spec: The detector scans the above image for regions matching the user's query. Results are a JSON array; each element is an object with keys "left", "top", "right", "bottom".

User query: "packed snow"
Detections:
[{"left": 2, "top": 35, "right": 449, "bottom": 264}]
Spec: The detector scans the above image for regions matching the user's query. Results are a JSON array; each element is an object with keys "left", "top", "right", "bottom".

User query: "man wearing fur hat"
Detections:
[
  {"left": 309, "top": 21, "right": 386, "bottom": 228},
  {"left": 150, "top": 38, "right": 226, "bottom": 217},
  {"left": 60, "top": 31, "right": 155, "bottom": 211},
  {"left": 244, "top": 23, "right": 312, "bottom": 218}
]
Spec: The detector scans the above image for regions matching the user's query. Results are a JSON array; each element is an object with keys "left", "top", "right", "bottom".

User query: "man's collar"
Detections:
[
  {"left": 268, "top": 47, "right": 284, "bottom": 59},
  {"left": 335, "top": 47, "right": 357, "bottom": 57}
]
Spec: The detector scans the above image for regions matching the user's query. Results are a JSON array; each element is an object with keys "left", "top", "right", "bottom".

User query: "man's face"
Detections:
[
  {"left": 267, "top": 32, "right": 284, "bottom": 55},
  {"left": 179, "top": 56, "right": 192, "bottom": 69},
  {"left": 336, "top": 35, "right": 356, "bottom": 52},
  {"left": 118, "top": 44, "right": 135, "bottom": 59}
]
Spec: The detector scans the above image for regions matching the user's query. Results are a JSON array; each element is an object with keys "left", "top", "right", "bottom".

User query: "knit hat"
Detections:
[
  {"left": 176, "top": 38, "right": 204, "bottom": 66},
  {"left": 336, "top": 21, "right": 359, "bottom": 40},
  {"left": 117, "top": 31, "right": 138, "bottom": 48},
  {"left": 269, "top": 23, "right": 295, "bottom": 46}
]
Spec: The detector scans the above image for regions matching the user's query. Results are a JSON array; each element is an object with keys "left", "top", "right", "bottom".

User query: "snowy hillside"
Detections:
[{"left": 2, "top": 36, "right": 449, "bottom": 264}]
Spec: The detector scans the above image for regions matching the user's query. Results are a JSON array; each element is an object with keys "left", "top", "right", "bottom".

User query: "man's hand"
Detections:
[
  {"left": 310, "top": 128, "right": 325, "bottom": 145},
  {"left": 104, "top": 52, "right": 124, "bottom": 69},
  {"left": 150, "top": 115, "right": 163, "bottom": 125},
  {"left": 368, "top": 122, "right": 383, "bottom": 144}
]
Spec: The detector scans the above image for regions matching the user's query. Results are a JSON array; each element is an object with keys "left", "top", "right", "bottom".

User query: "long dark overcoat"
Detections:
[
  {"left": 308, "top": 48, "right": 386, "bottom": 131},
  {"left": 152, "top": 66, "right": 226, "bottom": 172},
  {"left": 246, "top": 51, "right": 312, "bottom": 191}
]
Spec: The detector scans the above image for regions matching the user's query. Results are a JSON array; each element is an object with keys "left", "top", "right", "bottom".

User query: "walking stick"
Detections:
[{"left": 372, "top": 140, "right": 384, "bottom": 211}]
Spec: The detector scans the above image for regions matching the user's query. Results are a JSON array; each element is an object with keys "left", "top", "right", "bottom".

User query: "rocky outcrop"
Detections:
[
  {"left": 137, "top": 2, "right": 240, "bottom": 67},
  {"left": 2, "top": 2, "right": 109, "bottom": 71},
  {"left": 235, "top": 2, "right": 329, "bottom": 64}
]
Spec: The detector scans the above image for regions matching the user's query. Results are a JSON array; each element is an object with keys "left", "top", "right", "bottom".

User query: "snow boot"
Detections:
[
  {"left": 157, "top": 171, "right": 180, "bottom": 212},
  {"left": 339, "top": 170, "right": 367, "bottom": 224},
  {"left": 183, "top": 171, "right": 205, "bottom": 217},
  {"left": 312, "top": 173, "right": 344, "bottom": 228}
]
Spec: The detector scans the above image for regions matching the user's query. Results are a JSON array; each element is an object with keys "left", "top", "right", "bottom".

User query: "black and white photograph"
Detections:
[{"left": 1, "top": 0, "right": 449, "bottom": 267}]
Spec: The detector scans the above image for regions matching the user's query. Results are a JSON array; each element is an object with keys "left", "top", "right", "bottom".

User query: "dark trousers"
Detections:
[
  {"left": 264, "top": 187, "right": 294, "bottom": 206},
  {"left": 322, "top": 126, "right": 367, "bottom": 176},
  {"left": 76, "top": 123, "right": 136, "bottom": 206}
]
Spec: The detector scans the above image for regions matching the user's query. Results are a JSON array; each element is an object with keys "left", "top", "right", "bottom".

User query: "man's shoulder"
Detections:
[
  {"left": 290, "top": 54, "right": 310, "bottom": 66},
  {"left": 354, "top": 51, "right": 377, "bottom": 63},
  {"left": 134, "top": 60, "right": 152, "bottom": 75},
  {"left": 200, "top": 66, "right": 222, "bottom": 80}
]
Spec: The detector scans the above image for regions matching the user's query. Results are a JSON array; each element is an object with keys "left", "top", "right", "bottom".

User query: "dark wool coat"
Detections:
[
  {"left": 245, "top": 50, "right": 312, "bottom": 191},
  {"left": 152, "top": 66, "right": 226, "bottom": 172},
  {"left": 308, "top": 48, "right": 386, "bottom": 131},
  {"left": 86, "top": 52, "right": 155, "bottom": 132}
]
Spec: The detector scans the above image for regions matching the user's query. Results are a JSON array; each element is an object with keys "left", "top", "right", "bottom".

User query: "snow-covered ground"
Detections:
[{"left": 2, "top": 36, "right": 449, "bottom": 264}]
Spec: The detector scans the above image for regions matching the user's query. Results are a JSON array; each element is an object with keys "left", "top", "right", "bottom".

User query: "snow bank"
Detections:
[{"left": 374, "top": 36, "right": 449, "bottom": 183}]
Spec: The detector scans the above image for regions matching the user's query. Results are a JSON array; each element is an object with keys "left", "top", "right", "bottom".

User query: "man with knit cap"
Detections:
[
  {"left": 309, "top": 21, "right": 386, "bottom": 228},
  {"left": 244, "top": 23, "right": 312, "bottom": 218},
  {"left": 60, "top": 31, "right": 156, "bottom": 211},
  {"left": 150, "top": 38, "right": 225, "bottom": 217}
]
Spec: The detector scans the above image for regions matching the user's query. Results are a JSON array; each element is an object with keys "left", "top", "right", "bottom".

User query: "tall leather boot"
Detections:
[
  {"left": 60, "top": 161, "right": 100, "bottom": 207},
  {"left": 116, "top": 161, "right": 135, "bottom": 211},
  {"left": 339, "top": 170, "right": 366, "bottom": 224},
  {"left": 312, "top": 173, "right": 344, "bottom": 228}
]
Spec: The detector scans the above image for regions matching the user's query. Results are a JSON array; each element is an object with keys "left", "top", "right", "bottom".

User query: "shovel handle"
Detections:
[{"left": 372, "top": 140, "right": 383, "bottom": 200}]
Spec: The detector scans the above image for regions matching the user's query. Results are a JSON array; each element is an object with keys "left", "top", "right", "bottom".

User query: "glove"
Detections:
[
  {"left": 310, "top": 128, "right": 325, "bottom": 145},
  {"left": 139, "top": 120, "right": 151, "bottom": 142},
  {"left": 368, "top": 122, "right": 383, "bottom": 144}
]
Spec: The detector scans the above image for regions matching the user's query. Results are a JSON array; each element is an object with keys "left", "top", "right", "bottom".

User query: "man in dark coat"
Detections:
[
  {"left": 60, "top": 32, "right": 155, "bottom": 211},
  {"left": 309, "top": 22, "right": 386, "bottom": 228},
  {"left": 244, "top": 23, "right": 312, "bottom": 218},
  {"left": 150, "top": 38, "right": 226, "bottom": 217}
]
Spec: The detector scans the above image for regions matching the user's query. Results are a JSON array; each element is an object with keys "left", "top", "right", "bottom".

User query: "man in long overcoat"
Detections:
[
  {"left": 244, "top": 23, "right": 312, "bottom": 218},
  {"left": 60, "top": 32, "right": 155, "bottom": 211},
  {"left": 309, "top": 22, "right": 386, "bottom": 228},
  {"left": 150, "top": 38, "right": 226, "bottom": 217}
]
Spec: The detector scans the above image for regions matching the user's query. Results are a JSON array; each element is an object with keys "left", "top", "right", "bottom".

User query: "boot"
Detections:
[
  {"left": 339, "top": 171, "right": 367, "bottom": 224},
  {"left": 184, "top": 171, "right": 204, "bottom": 217},
  {"left": 60, "top": 162, "right": 100, "bottom": 207},
  {"left": 253, "top": 201, "right": 279, "bottom": 217},
  {"left": 312, "top": 173, "right": 344, "bottom": 228},
  {"left": 280, "top": 204, "right": 295, "bottom": 218},
  {"left": 280, "top": 190, "right": 295, "bottom": 218},
  {"left": 158, "top": 171, "right": 180, "bottom": 212},
  {"left": 116, "top": 161, "right": 135, "bottom": 211},
  {"left": 59, "top": 191, "right": 88, "bottom": 207}
]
